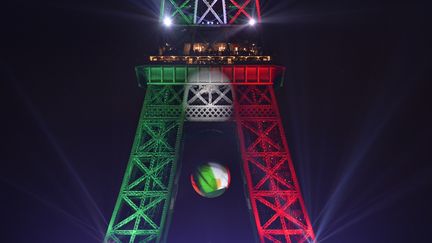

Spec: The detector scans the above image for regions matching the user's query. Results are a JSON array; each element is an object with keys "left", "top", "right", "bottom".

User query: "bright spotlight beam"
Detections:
[
  {"left": 163, "top": 16, "right": 172, "bottom": 27},
  {"left": 248, "top": 18, "right": 256, "bottom": 26}
]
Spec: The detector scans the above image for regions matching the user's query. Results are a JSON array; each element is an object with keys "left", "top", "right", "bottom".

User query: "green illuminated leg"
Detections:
[
  {"left": 161, "top": 0, "right": 193, "bottom": 24},
  {"left": 105, "top": 85, "right": 185, "bottom": 243}
]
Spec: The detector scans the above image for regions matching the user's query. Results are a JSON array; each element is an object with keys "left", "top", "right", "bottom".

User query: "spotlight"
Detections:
[
  {"left": 248, "top": 18, "right": 256, "bottom": 26},
  {"left": 163, "top": 16, "right": 172, "bottom": 27}
]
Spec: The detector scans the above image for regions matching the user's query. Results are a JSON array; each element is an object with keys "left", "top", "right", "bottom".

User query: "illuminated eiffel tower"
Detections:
[{"left": 105, "top": 1, "right": 315, "bottom": 242}]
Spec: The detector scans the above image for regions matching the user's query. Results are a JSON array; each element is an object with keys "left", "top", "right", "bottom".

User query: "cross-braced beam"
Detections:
[
  {"left": 233, "top": 85, "right": 315, "bottom": 243},
  {"left": 105, "top": 85, "right": 185, "bottom": 243},
  {"left": 185, "top": 84, "right": 233, "bottom": 121},
  {"left": 194, "top": 0, "right": 227, "bottom": 24},
  {"left": 161, "top": 0, "right": 194, "bottom": 24},
  {"left": 160, "top": 0, "right": 260, "bottom": 25},
  {"left": 227, "top": 0, "right": 261, "bottom": 24}
]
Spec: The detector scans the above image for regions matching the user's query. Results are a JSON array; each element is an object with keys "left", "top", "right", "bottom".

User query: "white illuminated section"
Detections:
[
  {"left": 163, "top": 16, "right": 172, "bottom": 27},
  {"left": 185, "top": 69, "right": 233, "bottom": 122},
  {"left": 248, "top": 18, "right": 256, "bottom": 26}
]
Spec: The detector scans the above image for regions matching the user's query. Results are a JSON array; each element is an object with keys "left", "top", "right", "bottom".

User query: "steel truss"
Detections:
[
  {"left": 161, "top": 0, "right": 194, "bottom": 24},
  {"left": 160, "top": 0, "right": 261, "bottom": 25},
  {"left": 106, "top": 65, "right": 315, "bottom": 243},
  {"left": 194, "top": 0, "right": 227, "bottom": 24},
  {"left": 105, "top": 85, "right": 185, "bottom": 243},
  {"left": 227, "top": 0, "right": 261, "bottom": 24},
  {"left": 185, "top": 84, "right": 233, "bottom": 121},
  {"left": 233, "top": 85, "right": 315, "bottom": 242}
]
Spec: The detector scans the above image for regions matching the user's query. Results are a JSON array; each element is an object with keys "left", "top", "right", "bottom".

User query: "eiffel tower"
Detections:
[{"left": 105, "top": 1, "right": 315, "bottom": 242}]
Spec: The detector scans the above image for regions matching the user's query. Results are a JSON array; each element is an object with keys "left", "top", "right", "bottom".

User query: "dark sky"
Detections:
[{"left": 1, "top": 0, "right": 431, "bottom": 242}]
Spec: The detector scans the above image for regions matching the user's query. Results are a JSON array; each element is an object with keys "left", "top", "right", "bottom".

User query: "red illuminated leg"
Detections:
[{"left": 234, "top": 85, "right": 315, "bottom": 243}]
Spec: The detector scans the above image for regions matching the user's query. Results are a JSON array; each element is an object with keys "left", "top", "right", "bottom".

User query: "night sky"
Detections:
[{"left": 1, "top": 0, "right": 431, "bottom": 242}]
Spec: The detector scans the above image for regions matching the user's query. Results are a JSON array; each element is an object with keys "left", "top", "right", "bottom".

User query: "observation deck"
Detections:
[{"left": 149, "top": 41, "right": 270, "bottom": 64}]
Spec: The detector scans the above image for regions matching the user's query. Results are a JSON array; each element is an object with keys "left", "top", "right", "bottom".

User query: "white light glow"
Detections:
[
  {"left": 248, "top": 18, "right": 256, "bottom": 26},
  {"left": 163, "top": 16, "right": 172, "bottom": 27}
]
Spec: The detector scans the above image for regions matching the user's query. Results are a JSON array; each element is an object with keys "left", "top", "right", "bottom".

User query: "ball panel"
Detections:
[
  {"left": 196, "top": 164, "right": 217, "bottom": 193},
  {"left": 190, "top": 162, "right": 230, "bottom": 198}
]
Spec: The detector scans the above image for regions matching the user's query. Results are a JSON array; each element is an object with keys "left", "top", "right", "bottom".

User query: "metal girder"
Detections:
[
  {"left": 160, "top": 0, "right": 260, "bottom": 25},
  {"left": 105, "top": 85, "right": 185, "bottom": 243},
  {"left": 136, "top": 65, "right": 284, "bottom": 87},
  {"left": 185, "top": 84, "right": 233, "bottom": 121},
  {"left": 194, "top": 0, "right": 227, "bottom": 24},
  {"left": 233, "top": 85, "right": 315, "bottom": 243},
  {"left": 161, "top": 0, "right": 194, "bottom": 24},
  {"left": 227, "top": 0, "right": 261, "bottom": 24}
]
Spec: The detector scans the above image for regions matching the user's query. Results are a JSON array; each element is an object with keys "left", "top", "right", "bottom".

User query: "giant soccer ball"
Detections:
[{"left": 190, "top": 162, "right": 231, "bottom": 198}]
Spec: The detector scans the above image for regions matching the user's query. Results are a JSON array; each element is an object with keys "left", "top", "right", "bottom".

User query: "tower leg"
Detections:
[
  {"left": 105, "top": 85, "right": 185, "bottom": 243},
  {"left": 233, "top": 85, "right": 315, "bottom": 243}
]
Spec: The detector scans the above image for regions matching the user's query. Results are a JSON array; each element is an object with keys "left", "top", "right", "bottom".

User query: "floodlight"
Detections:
[
  {"left": 248, "top": 18, "right": 256, "bottom": 26},
  {"left": 163, "top": 16, "right": 172, "bottom": 27}
]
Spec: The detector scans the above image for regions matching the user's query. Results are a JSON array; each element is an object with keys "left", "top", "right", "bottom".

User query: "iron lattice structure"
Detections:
[
  {"left": 160, "top": 0, "right": 261, "bottom": 25},
  {"left": 105, "top": 66, "right": 315, "bottom": 242},
  {"left": 105, "top": 84, "right": 185, "bottom": 242},
  {"left": 233, "top": 84, "right": 315, "bottom": 242}
]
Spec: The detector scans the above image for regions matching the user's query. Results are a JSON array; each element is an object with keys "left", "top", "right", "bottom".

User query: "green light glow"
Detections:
[
  {"left": 160, "top": 0, "right": 193, "bottom": 25},
  {"left": 104, "top": 84, "right": 185, "bottom": 243}
]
